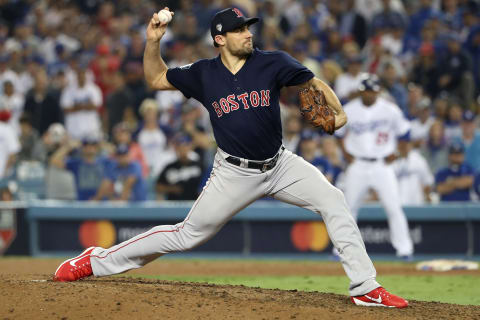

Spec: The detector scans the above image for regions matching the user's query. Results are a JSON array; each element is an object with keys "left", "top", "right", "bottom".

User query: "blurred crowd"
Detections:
[{"left": 0, "top": 0, "right": 480, "bottom": 203}]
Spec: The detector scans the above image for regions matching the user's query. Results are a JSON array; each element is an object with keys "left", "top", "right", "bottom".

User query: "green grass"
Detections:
[{"left": 126, "top": 274, "right": 480, "bottom": 306}]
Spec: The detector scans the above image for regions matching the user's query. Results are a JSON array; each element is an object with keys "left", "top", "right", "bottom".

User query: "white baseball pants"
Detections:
[
  {"left": 90, "top": 147, "right": 380, "bottom": 296},
  {"left": 344, "top": 159, "right": 414, "bottom": 256}
]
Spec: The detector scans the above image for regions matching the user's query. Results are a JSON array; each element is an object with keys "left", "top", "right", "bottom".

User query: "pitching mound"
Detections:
[{"left": 1, "top": 259, "right": 479, "bottom": 319}]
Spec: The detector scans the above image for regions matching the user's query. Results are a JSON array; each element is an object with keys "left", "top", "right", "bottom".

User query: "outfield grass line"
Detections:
[{"left": 121, "top": 274, "right": 480, "bottom": 306}]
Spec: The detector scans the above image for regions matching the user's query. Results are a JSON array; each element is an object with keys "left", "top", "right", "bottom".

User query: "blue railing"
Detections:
[
  {"left": 23, "top": 200, "right": 480, "bottom": 257},
  {"left": 26, "top": 200, "right": 480, "bottom": 221}
]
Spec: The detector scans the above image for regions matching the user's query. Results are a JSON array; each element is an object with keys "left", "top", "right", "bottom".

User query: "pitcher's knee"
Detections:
[
  {"left": 326, "top": 185, "right": 346, "bottom": 202},
  {"left": 176, "top": 223, "right": 215, "bottom": 251},
  {"left": 310, "top": 185, "right": 349, "bottom": 214}
]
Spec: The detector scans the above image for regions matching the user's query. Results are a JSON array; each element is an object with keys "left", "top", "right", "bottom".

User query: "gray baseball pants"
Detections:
[{"left": 90, "top": 147, "right": 380, "bottom": 296}]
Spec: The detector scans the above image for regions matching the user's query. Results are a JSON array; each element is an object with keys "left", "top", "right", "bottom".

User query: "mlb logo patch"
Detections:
[
  {"left": 0, "top": 209, "right": 16, "bottom": 255},
  {"left": 216, "top": 24, "right": 222, "bottom": 32}
]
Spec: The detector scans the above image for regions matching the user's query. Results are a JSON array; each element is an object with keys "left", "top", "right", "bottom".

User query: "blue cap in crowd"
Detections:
[
  {"left": 116, "top": 143, "right": 130, "bottom": 155},
  {"left": 449, "top": 141, "right": 465, "bottom": 154},
  {"left": 462, "top": 110, "right": 476, "bottom": 122},
  {"left": 82, "top": 135, "right": 100, "bottom": 145},
  {"left": 173, "top": 133, "right": 192, "bottom": 145},
  {"left": 358, "top": 73, "right": 381, "bottom": 92}
]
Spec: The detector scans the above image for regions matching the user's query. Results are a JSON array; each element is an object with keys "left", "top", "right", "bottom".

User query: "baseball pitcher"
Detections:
[{"left": 54, "top": 8, "right": 408, "bottom": 308}]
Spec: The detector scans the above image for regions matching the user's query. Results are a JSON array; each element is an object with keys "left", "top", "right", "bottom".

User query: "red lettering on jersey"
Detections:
[
  {"left": 376, "top": 132, "right": 389, "bottom": 145},
  {"left": 232, "top": 8, "right": 243, "bottom": 17},
  {"left": 219, "top": 98, "right": 230, "bottom": 113},
  {"left": 227, "top": 94, "right": 239, "bottom": 111},
  {"left": 212, "top": 101, "right": 223, "bottom": 117},
  {"left": 237, "top": 92, "right": 250, "bottom": 109},
  {"left": 250, "top": 90, "right": 260, "bottom": 107},
  {"left": 260, "top": 90, "right": 270, "bottom": 107}
]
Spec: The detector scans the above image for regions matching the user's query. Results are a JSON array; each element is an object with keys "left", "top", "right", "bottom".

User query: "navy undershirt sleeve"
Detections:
[
  {"left": 166, "top": 61, "right": 204, "bottom": 102},
  {"left": 275, "top": 51, "right": 314, "bottom": 87}
]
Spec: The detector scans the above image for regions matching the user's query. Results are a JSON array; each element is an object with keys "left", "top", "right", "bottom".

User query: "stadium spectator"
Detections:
[
  {"left": 291, "top": 44, "right": 322, "bottom": 79},
  {"left": 435, "top": 141, "right": 474, "bottom": 202},
  {"left": 94, "top": 143, "right": 147, "bottom": 202},
  {"left": 123, "top": 61, "right": 148, "bottom": 116},
  {"left": 432, "top": 93, "right": 450, "bottom": 120},
  {"left": 321, "top": 136, "right": 344, "bottom": 186},
  {"left": 0, "top": 55, "right": 21, "bottom": 94},
  {"left": 338, "top": 0, "right": 368, "bottom": 49},
  {"left": 60, "top": 67, "right": 103, "bottom": 140},
  {"left": 0, "top": 80, "right": 24, "bottom": 135},
  {"left": 44, "top": 123, "right": 76, "bottom": 200},
  {"left": 156, "top": 134, "right": 203, "bottom": 201},
  {"left": 406, "top": 0, "right": 441, "bottom": 42},
  {"left": 405, "top": 82, "right": 425, "bottom": 119},
  {"left": 458, "top": 110, "right": 480, "bottom": 171},
  {"left": 379, "top": 62, "right": 408, "bottom": 115},
  {"left": 23, "top": 68, "right": 62, "bottom": 136},
  {"left": 334, "top": 55, "right": 364, "bottom": 103},
  {"left": 297, "top": 131, "right": 333, "bottom": 182},
  {"left": 436, "top": 33, "right": 475, "bottom": 108},
  {"left": 0, "top": 110, "right": 19, "bottom": 179},
  {"left": 421, "top": 120, "right": 449, "bottom": 174},
  {"left": 410, "top": 97, "right": 435, "bottom": 148},
  {"left": 112, "top": 122, "right": 149, "bottom": 177},
  {"left": 105, "top": 71, "right": 134, "bottom": 136},
  {"left": 410, "top": 42, "right": 439, "bottom": 99},
  {"left": 444, "top": 99, "right": 463, "bottom": 144},
  {"left": 49, "top": 135, "right": 109, "bottom": 201},
  {"left": 370, "top": 0, "right": 406, "bottom": 37},
  {"left": 283, "top": 114, "right": 302, "bottom": 153},
  {"left": 392, "top": 134, "right": 434, "bottom": 205},
  {"left": 137, "top": 98, "right": 172, "bottom": 178},
  {"left": 441, "top": 0, "right": 463, "bottom": 32},
  {"left": 89, "top": 44, "right": 121, "bottom": 98},
  {"left": 17, "top": 113, "right": 44, "bottom": 162},
  {"left": 180, "top": 103, "right": 215, "bottom": 164}
]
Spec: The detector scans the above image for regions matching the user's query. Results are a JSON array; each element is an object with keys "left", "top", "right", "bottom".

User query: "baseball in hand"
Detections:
[{"left": 157, "top": 9, "right": 172, "bottom": 24}]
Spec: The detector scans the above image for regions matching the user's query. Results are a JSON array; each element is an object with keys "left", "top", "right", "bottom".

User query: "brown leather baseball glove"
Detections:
[{"left": 299, "top": 88, "right": 336, "bottom": 134}]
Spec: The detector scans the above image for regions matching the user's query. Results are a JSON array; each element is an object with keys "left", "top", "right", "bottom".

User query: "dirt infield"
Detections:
[{"left": 1, "top": 258, "right": 479, "bottom": 320}]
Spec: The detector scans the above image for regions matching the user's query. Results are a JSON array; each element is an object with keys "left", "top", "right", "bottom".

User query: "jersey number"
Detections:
[{"left": 376, "top": 132, "right": 389, "bottom": 145}]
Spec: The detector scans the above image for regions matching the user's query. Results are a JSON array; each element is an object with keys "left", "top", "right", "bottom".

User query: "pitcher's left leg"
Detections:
[
  {"left": 267, "top": 151, "right": 379, "bottom": 296},
  {"left": 372, "top": 165, "right": 413, "bottom": 256}
]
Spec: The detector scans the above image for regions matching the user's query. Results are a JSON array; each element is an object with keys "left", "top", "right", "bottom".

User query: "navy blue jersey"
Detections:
[
  {"left": 167, "top": 48, "right": 314, "bottom": 160},
  {"left": 435, "top": 163, "right": 474, "bottom": 201}
]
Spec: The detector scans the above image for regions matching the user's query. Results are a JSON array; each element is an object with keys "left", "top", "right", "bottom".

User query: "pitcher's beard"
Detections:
[{"left": 228, "top": 42, "right": 253, "bottom": 58}]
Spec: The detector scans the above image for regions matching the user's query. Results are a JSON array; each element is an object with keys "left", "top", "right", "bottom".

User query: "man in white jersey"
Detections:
[
  {"left": 60, "top": 68, "right": 102, "bottom": 141},
  {"left": 392, "top": 135, "right": 434, "bottom": 205},
  {"left": 337, "top": 74, "right": 414, "bottom": 259},
  {"left": 0, "top": 111, "right": 20, "bottom": 178}
]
